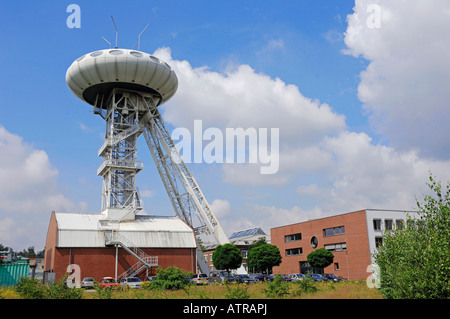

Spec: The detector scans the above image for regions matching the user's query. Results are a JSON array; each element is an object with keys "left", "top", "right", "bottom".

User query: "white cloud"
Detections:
[
  {"left": 210, "top": 199, "right": 232, "bottom": 219},
  {"left": 156, "top": 47, "right": 347, "bottom": 185},
  {"left": 152, "top": 23, "right": 450, "bottom": 231},
  {"left": 0, "top": 126, "right": 85, "bottom": 250},
  {"left": 344, "top": 0, "right": 450, "bottom": 159}
]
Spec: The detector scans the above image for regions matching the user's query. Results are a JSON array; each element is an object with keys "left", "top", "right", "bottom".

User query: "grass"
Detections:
[
  {"left": 1, "top": 281, "right": 382, "bottom": 299},
  {"left": 82, "top": 281, "right": 382, "bottom": 299}
]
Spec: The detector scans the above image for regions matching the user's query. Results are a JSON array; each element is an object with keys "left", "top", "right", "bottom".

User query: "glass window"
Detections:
[
  {"left": 323, "top": 226, "right": 345, "bottom": 237},
  {"left": 375, "top": 237, "right": 383, "bottom": 248},
  {"left": 109, "top": 49, "right": 123, "bottom": 55},
  {"left": 90, "top": 51, "right": 103, "bottom": 57},
  {"left": 130, "top": 51, "right": 143, "bottom": 58},
  {"left": 385, "top": 219, "right": 393, "bottom": 230},
  {"left": 285, "top": 233, "right": 302, "bottom": 242},
  {"left": 373, "top": 219, "right": 382, "bottom": 230},
  {"left": 286, "top": 248, "right": 302, "bottom": 256},
  {"left": 311, "top": 236, "right": 318, "bottom": 248},
  {"left": 149, "top": 55, "right": 160, "bottom": 63}
]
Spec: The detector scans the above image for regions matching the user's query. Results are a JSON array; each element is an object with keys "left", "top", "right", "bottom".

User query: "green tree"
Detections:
[
  {"left": 375, "top": 174, "right": 450, "bottom": 299},
  {"left": 306, "top": 248, "right": 334, "bottom": 271},
  {"left": 212, "top": 244, "right": 242, "bottom": 279},
  {"left": 150, "top": 266, "right": 191, "bottom": 290},
  {"left": 247, "top": 244, "right": 282, "bottom": 274}
]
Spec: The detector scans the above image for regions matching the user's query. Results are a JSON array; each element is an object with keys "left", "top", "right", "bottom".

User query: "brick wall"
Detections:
[{"left": 271, "top": 210, "right": 372, "bottom": 281}]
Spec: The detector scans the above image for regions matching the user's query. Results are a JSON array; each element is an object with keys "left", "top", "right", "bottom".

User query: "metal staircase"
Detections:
[{"left": 100, "top": 220, "right": 158, "bottom": 281}]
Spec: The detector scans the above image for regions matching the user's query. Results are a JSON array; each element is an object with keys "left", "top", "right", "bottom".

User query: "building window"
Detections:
[
  {"left": 334, "top": 263, "right": 339, "bottom": 271},
  {"left": 373, "top": 219, "right": 382, "bottom": 231},
  {"left": 396, "top": 219, "right": 404, "bottom": 229},
  {"left": 325, "top": 242, "right": 347, "bottom": 252},
  {"left": 310, "top": 236, "right": 318, "bottom": 249},
  {"left": 285, "top": 233, "right": 302, "bottom": 242},
  {"left": 242, "top": 250, "right": 248, "bottom": 259},
  {"left": 323, "top": 226, "right": 345, "bottom": 237},
  {"left": 286, "top": 248, "right": 303, "bottom": 256},
  {"left": 375, "top": 237, "right": 383, "bottom": 248},
  {"left": 385, "top": 219, "right": 393, "bottom": 230}
]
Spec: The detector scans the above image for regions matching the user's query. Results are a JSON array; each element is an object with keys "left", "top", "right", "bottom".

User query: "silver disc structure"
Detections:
[{"left": 66, "top": 48, "right": 230, "bottom": 273}]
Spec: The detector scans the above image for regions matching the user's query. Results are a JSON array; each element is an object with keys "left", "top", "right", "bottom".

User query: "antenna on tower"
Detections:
[
  {"left": 111, "top": 16, "right": 118, "bottom": 48},
  {"left": 131, "top": 23, "right": 150, "bottom": 51},
  {"left": 138, "top": 23, "right": 150, "bottom": 51},
  {"left": 101, "top": 36, "right": 112, "bottom": 49}
]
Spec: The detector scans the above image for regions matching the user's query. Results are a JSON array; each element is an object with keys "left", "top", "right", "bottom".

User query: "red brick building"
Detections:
[
  {"left": 271, "top": 209, "right": 417, "bottom": 281},
  {"left": 44, "top": 211, "right": 197, "bottom": 284}
]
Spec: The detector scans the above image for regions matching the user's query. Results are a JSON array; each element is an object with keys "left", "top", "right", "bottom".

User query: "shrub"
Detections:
[
  {"left": 264, "top": 275, "right": 289, "bottom": 298},
  {"left": 292, "top": 275, "right": 317, "bottom": 296},
  {"left": 15, "top": 277, "right": 45, "bottom": 299},
  {"left": 375, "top": 175, "right": 450, "bottom": 299},
  {"left": 150, "top": 266, "right": 191, "bottom": 290},
  {"left": 225, "top": 284, "right": 250, "bottom": 299},
  {"left": 45, "top": 277, "right": 83, "bottom": 299}
]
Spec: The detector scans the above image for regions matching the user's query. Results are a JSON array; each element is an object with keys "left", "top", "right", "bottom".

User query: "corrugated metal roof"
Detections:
[{"left": 54, "top": 213, "right": 196, "bottom": 248}]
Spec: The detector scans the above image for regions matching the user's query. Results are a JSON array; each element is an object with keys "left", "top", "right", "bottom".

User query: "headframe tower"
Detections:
[{"left": 66, "top": 44, "right": 231, "bottom": 272}]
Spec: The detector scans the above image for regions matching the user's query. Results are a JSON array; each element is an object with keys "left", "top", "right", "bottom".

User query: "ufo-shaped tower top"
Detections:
[{"left": 66, "top": 48, "right": 178, "bottom": 107}]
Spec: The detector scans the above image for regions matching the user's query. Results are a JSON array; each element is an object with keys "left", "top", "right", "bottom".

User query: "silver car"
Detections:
[
  {"left": 81, "top": 277, "right": 95, "bottom": 288},
  {"left": 121, "top": 277, "right": 142, "bottom": 289}
]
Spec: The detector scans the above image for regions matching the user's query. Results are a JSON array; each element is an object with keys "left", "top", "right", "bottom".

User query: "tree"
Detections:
[
  {"left": 212, "top": 244, "right": 242, "bottom": 279},
  {"left": 375, "top": 174, "right": 450, "bottom": 299},
  {"left": 307, "top": 248, "right": 334, "bottom": 271},
  {"left": 150, "top": 266, "right": 191, "bottom": 290},
  {"left": 247, "top": 244, "right": 282, "bottom": 274}
]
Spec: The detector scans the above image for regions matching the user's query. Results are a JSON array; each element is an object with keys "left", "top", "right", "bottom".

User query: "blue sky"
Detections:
[{"left": 1, "top": 1, "right": 450, "bottom": 251}]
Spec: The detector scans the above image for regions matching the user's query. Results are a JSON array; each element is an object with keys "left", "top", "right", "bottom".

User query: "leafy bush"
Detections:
[
  {"left": 150, "top": 266, "right": 191, "bottom": 290},
  {"left": 46, "top": 277, "right": 83, "bottom": 299},
  {"left": 264, "top": 275, "right": 289, "bottom": 298},
  {"left": 375, "top": 175, "right": 450, "bottom": 299},
  {"left": 15, "top": 277, "right": 45, "bottom": 299},
  {"left": 15, "top": 276, "right": 83, "bottom": 299},
  {"left": 292, "top": 275, "right": 317, "bottom": 296},
  {"left": 94, "top": 284, "right": 113, "bottom": 299},
  {"left": 225, "top": 284, "right": 250, "bottom": 299}
]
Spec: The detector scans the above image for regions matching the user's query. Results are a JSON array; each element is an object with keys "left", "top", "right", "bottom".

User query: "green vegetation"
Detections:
[
  {"left": 1, "top": 278, "right": 382, "bottom": 299},
  {"left": 212, "top": 244, "right": 242, "bottom": 279},
  {"left": 149, "top": 266, "right": 191, "bottom": 291},
  {"left": 307, "top": 248, "right": 334, "bottom": 270},
  {"left": 15, "top": 276, "right": 83, "bottom": 299},
  {"left": 375, "top": 174, "right": 450, "bottom": 299},
  {"left": 247, "top": 243, "right": 282, "bottom": 274}
]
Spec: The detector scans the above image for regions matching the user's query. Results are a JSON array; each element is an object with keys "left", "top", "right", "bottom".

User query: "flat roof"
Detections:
[{"left": 270, "top": 208, "right": 419, "bottom": 230}]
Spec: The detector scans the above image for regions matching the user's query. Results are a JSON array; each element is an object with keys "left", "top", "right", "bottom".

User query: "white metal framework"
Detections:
[
  {"left": 66, "top": 48, "right": 231, "bottom": 273},
  {"left": 94, "top": 88, "right": 229, "bottom": 272}
]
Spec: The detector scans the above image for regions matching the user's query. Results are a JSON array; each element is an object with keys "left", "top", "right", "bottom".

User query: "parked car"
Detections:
[
  {"left": 250, "top": 273, "right": 268, "bottom": 282},
  {"left": 145, "top": 276, "right": 158, "bottom": 283},
  {"left": 268, "top": 274, "right": 289, "bottom": 282},
  {"left": 323, "top": 273, "right": 345, "bottom": 282},
  {"left": 308, "top": 274, "right": 324, "bottom": 282},
  {"left": 81, "top": 277, "right": 95, "bottom": 289},
  {"left": 208, "top": 270, "right": 235, "bottom": 283},
  {"left": 235, "top": 274, "right": 258, "bottom": 284},
  {"left": 288, "top": 273, "right": 305, "bottom": 281},
  {"left": 191, "top": 273, "right": 209, "bottom": 285},
  {"left": 99, "top": 277, "right": 120, "bottom": 288},
  {"left": 121, "top": 277, "right": 142, "bottom": 289}
]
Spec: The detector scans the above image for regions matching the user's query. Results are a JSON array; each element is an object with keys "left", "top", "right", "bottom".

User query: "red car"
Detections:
[{"left": 99, "top": 277, "right": 120, "bottom": 288}]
